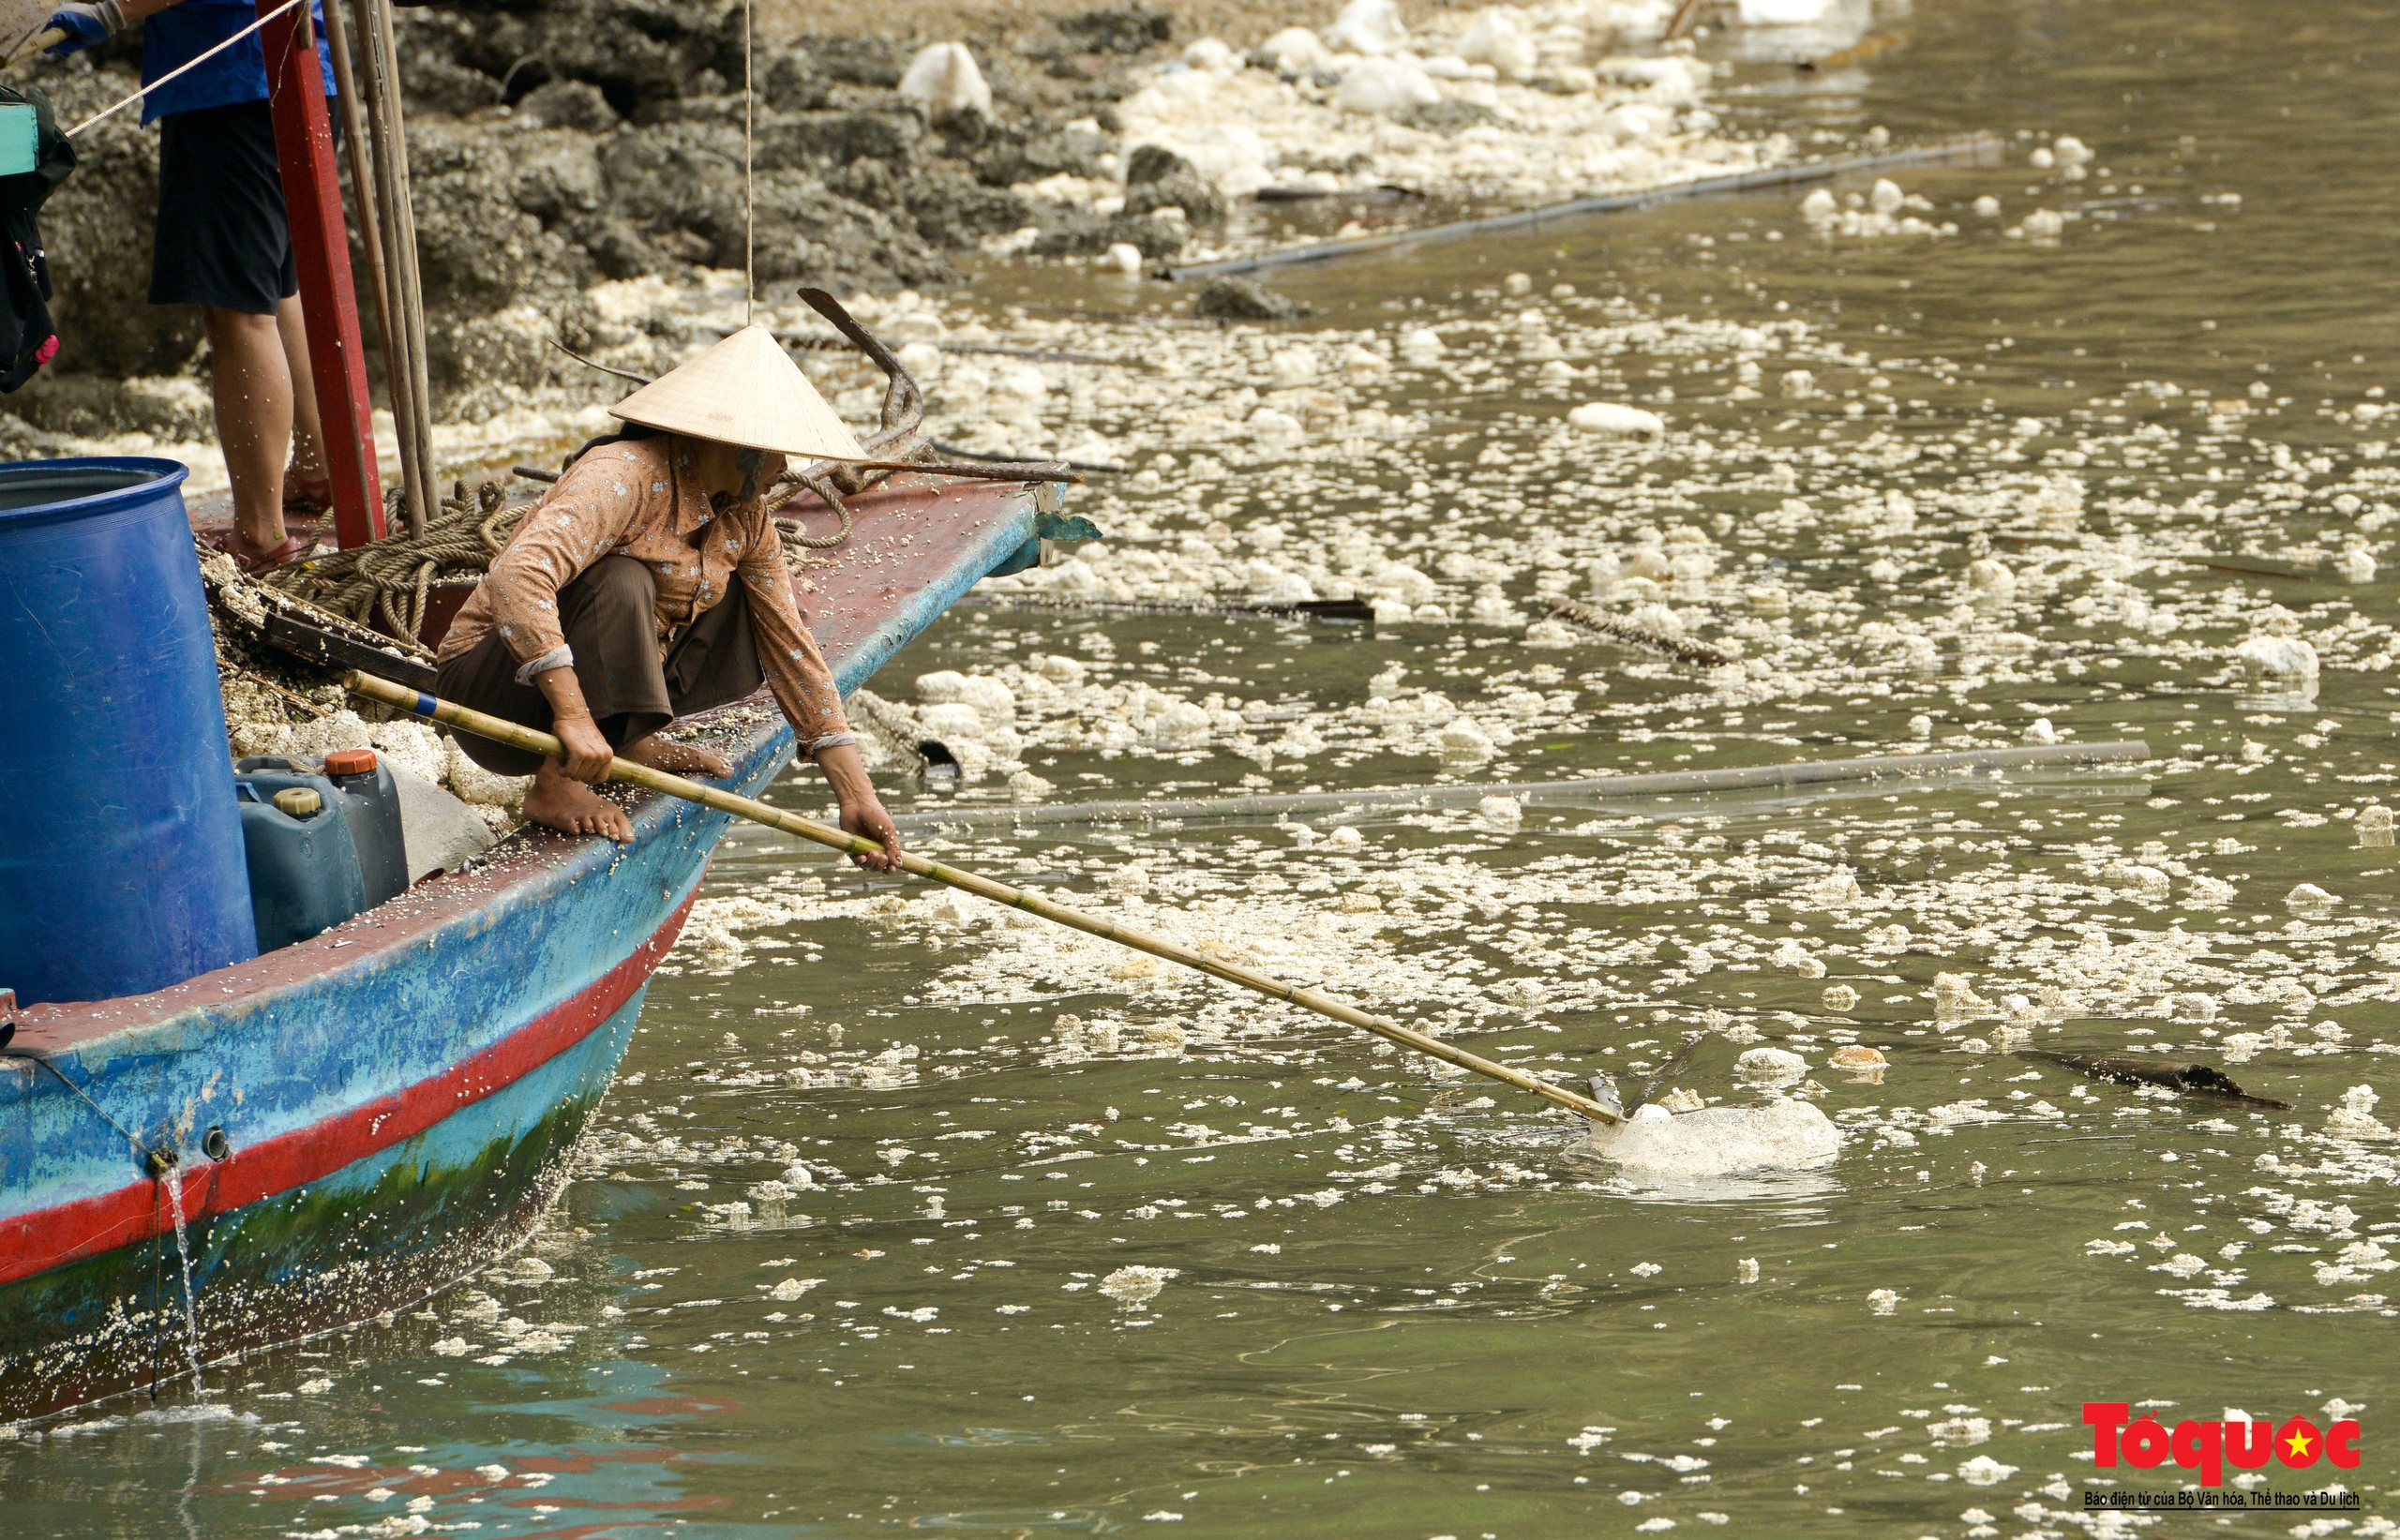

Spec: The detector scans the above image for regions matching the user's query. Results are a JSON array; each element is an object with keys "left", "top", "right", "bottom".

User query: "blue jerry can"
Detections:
[{"left": 232, "top": 768, "right": 368, "bottom": 953}]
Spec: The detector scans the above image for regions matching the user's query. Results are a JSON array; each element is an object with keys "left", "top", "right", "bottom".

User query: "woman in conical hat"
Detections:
[{"left": 434, "top": 326, "right": 902, "bottom": 860}]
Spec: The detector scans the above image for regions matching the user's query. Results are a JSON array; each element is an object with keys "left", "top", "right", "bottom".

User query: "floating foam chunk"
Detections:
[
  {"left": 1601, "top": 102, "right": 1672, "bottom": 142},
  {"left": 1596, "top": 54, "right": 1712, "bottom": 103},
  {"left": 1322, "top": 0, "right": 1409, "bottom": 54},
  {"left": 1972, "top": 194, "right": 2001, "bottom": 217},
  {"left": 1868, "top": 177, "right": 1903, "bottom": 214},
  {"left": 897, "top": 43, "right": 993, "bottom": 118},
  {"left": 1399, "top": 327, "right": 1446, "bottom": 361},
  {"left": 1933, "top": 972, "right": 1988, "bottom": 1013},
  {"left": 1965, "top": 556, "right": 2014, "bottom": 598},
  {"left": 1268, "top": 346, "right": 1319, "bottom": 388},
  {"left": 1256, "top": 25, "right": 1335, "bottom": 72},
  {"left": 1827, "top": 1044, "right": 1884, "bottom": 1069},
  {"left": 2327, "top": 1086, "right": 2392, "bottom": 1140},
  {"left": 1585, "top": 1099, "right": 1841, "bottom": 1179},
  {"left": 1798, "top": 187, "right": 1837, "bottom": 221},
  {"left": 1804, "top": 865, "right": 1861, "bottom": 906},
  {"left": 1102, "top": 242, "right": 1144, "bottom": 276},
  {"left": 1734, "top": 1046, "right": 1808, "bottom": 1084},
  {"left": 2235, "top": 634, "right": 2319, "bottom": 680},
  {"left": 1456, "top": 10, "right": 1538, "bottom": 79},
  {"left": 1822, "top": 983, "right": 1860, "bottom": 1011},
  {"left": 1336, "top": 55, "right": 1442, "bottom": 114},
  {"left": 2021, "top": 207, "right": 2064, "bottom": 239},
  {"left": 1478, "top": 794, "right": 1522, "bottom": 830},
  {"left": 1737, "top": 0, "right": 1835, "bottom": 22},
  {"left": 916, "top": 669, "right": 1016, "bottom": 721},
  {"left": 998, "top": 365, "right": 1048, "bottom": 403},
  {"left": 2108, "top": 861, "right": 2169, "bottom": 901},
  {"left": 1567, "top": 401, "right": 1664, "bottom": 437},
  {"left": 2286, "top": 882, "right": 2336, "bottom": 917},
  {"left": 2021, "top": 717, "right": 2059, "bottom": 745},
  {"left": 1099, "top": 1264, "right": 1178, "bottom": 1303},
  {"left": 1437, "top": 718, "right": 1496, "bottom": 760}
]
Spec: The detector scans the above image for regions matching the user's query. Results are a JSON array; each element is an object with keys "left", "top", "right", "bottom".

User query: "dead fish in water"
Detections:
[
  {"left": 2021, "top": 1051, "right": 2290, "bottom": 1110},
  {"left": 1589, "top": 1030, "right": 1711, "bottom": 1118},
  {"left": 1797, "top": 32, "right": 1907, "bottom": 71}
]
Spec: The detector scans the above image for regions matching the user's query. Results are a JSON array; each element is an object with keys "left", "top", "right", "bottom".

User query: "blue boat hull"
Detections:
[{"left": 0, "top": 475, "right": 1045, "bottom": 1418}]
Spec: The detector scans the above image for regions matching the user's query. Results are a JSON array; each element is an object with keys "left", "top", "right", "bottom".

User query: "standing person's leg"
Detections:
[
  {"left": 151, "top": 100, "right": 314, "bottom": 564},
  {"left": 202, "top": 307, "right": 293, "bottom": 560},
  {"left": 276, "top": 293, "right": 330, "bottom": 510}
]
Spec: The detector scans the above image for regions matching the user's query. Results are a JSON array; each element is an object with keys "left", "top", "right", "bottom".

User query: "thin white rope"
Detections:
[
  {"left": 742, "top": 0, "right": 753, "bottom": 326},
  {"left": 64, "top": 0, "right": 306, "bottom": 138}
]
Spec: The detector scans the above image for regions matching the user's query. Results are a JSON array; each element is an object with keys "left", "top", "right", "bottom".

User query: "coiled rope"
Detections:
[{"left": 262, "top": 480, "right": 521, "bottom": 651}]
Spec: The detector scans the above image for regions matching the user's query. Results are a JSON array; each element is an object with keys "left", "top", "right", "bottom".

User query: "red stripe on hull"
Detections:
[{"left": 0, "top": 891, "right": 695, "bottom": 1290}]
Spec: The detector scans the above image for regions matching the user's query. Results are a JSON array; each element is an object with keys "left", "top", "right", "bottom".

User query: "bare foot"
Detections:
[
  {"left": 523, "top": 761, "right": 634, "bottom": 842},
  {"left": 621, "top": 734, "right": 732, "bottom": 780}
]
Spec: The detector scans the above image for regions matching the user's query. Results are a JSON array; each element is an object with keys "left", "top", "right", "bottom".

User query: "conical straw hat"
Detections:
[{"left": 608, "top": 324, "right": 869, "bottom": 461}]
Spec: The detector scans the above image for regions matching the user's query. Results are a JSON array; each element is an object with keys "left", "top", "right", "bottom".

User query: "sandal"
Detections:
[
  {"left": 233, "top": 532, "right": 321, "bottom": 574},
  {"left": 283, "top": 462, "right": 335, "bottom": 518}
]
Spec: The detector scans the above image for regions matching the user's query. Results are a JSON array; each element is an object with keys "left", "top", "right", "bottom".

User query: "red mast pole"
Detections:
[{"left": 259, "top": 0, "right": 384, "bottom": 550}]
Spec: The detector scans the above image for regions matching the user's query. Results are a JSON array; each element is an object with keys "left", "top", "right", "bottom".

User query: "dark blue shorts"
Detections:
[{"left": 149, "top": 98, "right": 296, "bottom": 315}]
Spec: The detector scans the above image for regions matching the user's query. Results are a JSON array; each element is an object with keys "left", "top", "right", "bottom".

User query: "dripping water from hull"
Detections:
[{"left": 158, "top": 1164, "right": 207, "bottom": 1394}]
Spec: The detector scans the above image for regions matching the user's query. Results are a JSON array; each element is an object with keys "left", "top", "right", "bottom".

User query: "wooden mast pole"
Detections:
[
  {"left": 258, "top": 0, "right": 384, "bottom": 549},
  {"left": 315, "top": 0, "right": 395, "bottom": 453}
]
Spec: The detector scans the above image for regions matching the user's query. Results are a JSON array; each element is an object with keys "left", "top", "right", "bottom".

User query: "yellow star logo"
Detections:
[{"left": 2284, "top": 1428, "right": 2315, "bottom": 1459}]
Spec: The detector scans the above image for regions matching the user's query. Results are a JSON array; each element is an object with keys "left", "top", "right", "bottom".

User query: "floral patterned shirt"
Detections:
[{"left": 438, "top": 436, "right": 853, "bottom": 754}]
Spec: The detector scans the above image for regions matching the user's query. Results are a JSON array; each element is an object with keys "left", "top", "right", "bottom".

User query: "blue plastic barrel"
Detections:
[{"left": 0, "top": 457, "right": 257, "bottom": 1004}]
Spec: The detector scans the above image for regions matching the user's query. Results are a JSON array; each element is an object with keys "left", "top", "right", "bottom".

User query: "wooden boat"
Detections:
[{"left": 0, "top": 475, "right": 1053, "bottom": 1419}]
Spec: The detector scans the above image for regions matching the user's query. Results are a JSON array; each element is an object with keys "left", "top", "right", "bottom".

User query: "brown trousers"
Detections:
[{"left": 437, "top": 555, "right": 764, "bottom": 777}]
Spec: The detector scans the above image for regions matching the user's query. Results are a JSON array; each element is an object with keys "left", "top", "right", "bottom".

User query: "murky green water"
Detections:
[{"left": 14, "top": 0, "right": 2400, "bottom": 1533}]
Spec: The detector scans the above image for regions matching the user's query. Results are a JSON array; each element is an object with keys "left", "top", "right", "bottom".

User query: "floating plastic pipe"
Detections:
[
  {"left": 892, "top": 739, "right": 2152, "bottom": 834},
  {"left": 1163, "top": 133, "right": 2003, "bottom": 281}
]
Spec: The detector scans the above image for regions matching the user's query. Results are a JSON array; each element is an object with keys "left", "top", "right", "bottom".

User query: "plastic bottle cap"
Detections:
[
  {"left": 324, "top": 748, "right": 378, "bottom": 776},
  {"left": 273, "top": 786, "right": 322, "bottom": 817}
]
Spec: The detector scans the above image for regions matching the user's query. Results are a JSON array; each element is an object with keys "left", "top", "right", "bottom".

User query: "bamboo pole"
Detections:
[
  {"left": 350, "top": 0, "right": 420, "bottom": 531},
  {"left": 354, "top": 0, "right": 433, "bottom": 535},
  {"left": 318, "top": 0, "right": 396, "bottom": 479},
  {"left": 339, "top": 668, "right": 1617, "bottom": 1124}
]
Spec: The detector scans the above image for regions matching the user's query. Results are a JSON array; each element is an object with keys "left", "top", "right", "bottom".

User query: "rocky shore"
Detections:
[{"left": 1, "top": 0, "right": 1784, "bottom": 454}]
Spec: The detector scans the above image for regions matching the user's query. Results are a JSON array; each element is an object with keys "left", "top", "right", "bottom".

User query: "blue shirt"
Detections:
[{"left": 141, "top": 0, "right": 337, "bottom": 124}]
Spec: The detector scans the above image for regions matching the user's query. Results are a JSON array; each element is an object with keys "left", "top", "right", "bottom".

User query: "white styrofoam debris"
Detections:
[
  {"left": 1567, "top": 401, "right": 1665, "bottom": 437},
  {"left": 1587, "top": 1100, "right": 1841, "bottom": 1179},
  {"left": 2236, "top": 634, "right": 2320, "bottom": 680},
  {"left": 1336, "top": 56, "right": 1443, "bottom": 114},
  {"left": 897, "top": 43, "right": 993, "bottom": 118},
  {"left": 1322, "top": 0, "right": 1409, "bottom": 54},
  {"left": 1734, "top": 1046, "right": 1808, "bottom": 1084}
]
